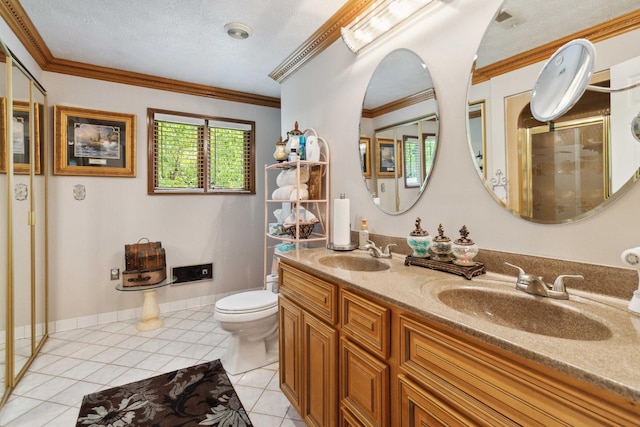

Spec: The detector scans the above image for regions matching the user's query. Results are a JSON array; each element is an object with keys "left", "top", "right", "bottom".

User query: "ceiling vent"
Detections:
[{"left": 494, "top": 9, "right": 522, "bottom": 29}]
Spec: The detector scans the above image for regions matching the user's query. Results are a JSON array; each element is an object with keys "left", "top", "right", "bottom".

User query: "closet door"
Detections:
[
  {"left": 11, "top": 62, "right": 33, "bottom": 381},
  {"left": 0, "top": 48, "right": 8, "bottom": 406},
  {"left": 32, "top": 84, "right": 47, "bottom": 354}
]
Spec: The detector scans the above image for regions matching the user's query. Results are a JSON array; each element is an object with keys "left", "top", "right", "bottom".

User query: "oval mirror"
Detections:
[
  {"left": 360, "top": 48, "right": 439, "bottom": 215},
  {"left": 468, "top": 1, "right": 640, "bottom": 223}
]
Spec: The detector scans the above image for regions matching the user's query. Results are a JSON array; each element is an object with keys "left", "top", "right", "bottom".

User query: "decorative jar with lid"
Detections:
[
  {"left": 452, "top": 225, "right": 479, "bottom": 266},
  {"left": 406, "top": 217, "right": 431, "bottom": 258},
  {"left": 430, "top": 224, "right": 453, "bottom": 262},
  {"left": 273, "top": 136, "right": 287, "bottom": 162}
]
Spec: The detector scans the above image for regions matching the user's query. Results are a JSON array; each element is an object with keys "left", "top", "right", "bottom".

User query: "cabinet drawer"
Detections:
[
  {"left": 340, "top": 337, "right": 389, "bottom": 427},
  {"left": 398, "top": 315, "right": 638, "bottom": 426},
  {"left": 340, "top": 289, "right": 390, "bottom": 359},
  {"left": 280, "top": 263, "right": 337, "bottom": 324},
  {"left": 340, "top": 405, "right": 369, "bottom": 427},
  {"left": 398, "top": 374, "right": 514, "bottom": 427}
]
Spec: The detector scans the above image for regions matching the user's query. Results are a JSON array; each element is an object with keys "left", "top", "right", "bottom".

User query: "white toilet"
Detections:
[{"left": 214, "top": 290, "right": 279, "bottom": 375}]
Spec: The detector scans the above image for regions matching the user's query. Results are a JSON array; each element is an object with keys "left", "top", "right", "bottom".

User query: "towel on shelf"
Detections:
[
  {"left": 272, "top": 184, "right": 308, "bottom": 200},
  {"left": 277, "top": 168, "right": 309, "bottom": 187}
]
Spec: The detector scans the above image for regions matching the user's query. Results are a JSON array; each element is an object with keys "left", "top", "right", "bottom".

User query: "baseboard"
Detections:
[{"left": 47, "top": 291, "right": 240, "bottom": 335}]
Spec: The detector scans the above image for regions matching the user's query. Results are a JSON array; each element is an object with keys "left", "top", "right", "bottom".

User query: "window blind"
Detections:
[{"left": 148, "top": 109, "right": 255, "bottom": 195}]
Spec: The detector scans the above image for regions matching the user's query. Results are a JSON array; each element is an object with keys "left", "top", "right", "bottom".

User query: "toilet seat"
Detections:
[{"left": 215, "top": 290, "right": 278, "bottom": 315}]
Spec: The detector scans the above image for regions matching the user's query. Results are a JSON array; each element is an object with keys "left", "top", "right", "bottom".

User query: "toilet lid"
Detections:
[{"left": 216, "top": 290, "right": 278, "bottom": 314}]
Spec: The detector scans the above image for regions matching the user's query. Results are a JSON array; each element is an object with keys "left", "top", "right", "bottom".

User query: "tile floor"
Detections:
[{"left": 0, "top": 304, "right": 304, "bottom": 426}]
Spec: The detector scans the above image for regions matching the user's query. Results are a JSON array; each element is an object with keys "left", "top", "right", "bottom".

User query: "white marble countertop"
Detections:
[{"left": 277, "top": 247, "right": 640, "bottom": 402}]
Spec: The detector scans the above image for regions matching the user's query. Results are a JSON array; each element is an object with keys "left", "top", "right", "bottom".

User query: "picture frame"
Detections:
[
  {"left": 0, "top": 99, "right": 43, "bottom": 174},
  {"left": 376, "top": 137, "right": 402, "bottom": 178},
  {"left": 359, "top": 136, "right": 371, "bottom": 178},
  {"left": 54, "top": 105, "right": 136, "bottom": 177}
]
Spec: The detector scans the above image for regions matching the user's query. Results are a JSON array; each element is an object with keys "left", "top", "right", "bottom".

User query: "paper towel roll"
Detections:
[
  {"left": 621, "top": 246, "right": 640, "bottom": 268},
  {"left": 333, "top": 196, "right": 351, "bottom": 246}
]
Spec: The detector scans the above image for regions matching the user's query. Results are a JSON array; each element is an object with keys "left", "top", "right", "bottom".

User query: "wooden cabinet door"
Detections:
[
  {"left": 340, "top": 337, "right": 389, "bottom": 427},
  {"left": 279, "top": 297, "right": 302, "bottom": 414},
  {"left": 302, "top": 311, "right": 338, "bottom": 427}
]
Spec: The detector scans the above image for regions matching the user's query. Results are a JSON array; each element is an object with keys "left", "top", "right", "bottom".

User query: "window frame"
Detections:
[{"left": 147, "top": 108, "right": 255, "bottom": 195}]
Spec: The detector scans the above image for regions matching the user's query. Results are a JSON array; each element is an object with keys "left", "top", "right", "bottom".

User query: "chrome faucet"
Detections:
[
  {"left": 364, "top": 240, "right": 396, "bottom": 258},
  {"left": 505, "top": 262, "right": 583, "bottom": 300}
]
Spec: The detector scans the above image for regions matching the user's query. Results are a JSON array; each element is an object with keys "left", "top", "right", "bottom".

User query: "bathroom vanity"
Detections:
[{"left": 277, "top": 249, "right": 640, "bottom": 426}]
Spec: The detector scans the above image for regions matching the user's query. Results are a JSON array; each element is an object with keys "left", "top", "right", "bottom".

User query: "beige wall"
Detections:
[
  {"left": 0, "top": 14, "right": 280, "bottom": 323},
  {"left": 3, "top": 0, "right": 640, "bottom": 322},
  {"left": 281, "top": 0, "right": 640, "bottom": 276}
]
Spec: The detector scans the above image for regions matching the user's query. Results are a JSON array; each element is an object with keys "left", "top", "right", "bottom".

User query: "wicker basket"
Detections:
[{"left": 284, "top": 221, "right": 318, "bottom": 239}]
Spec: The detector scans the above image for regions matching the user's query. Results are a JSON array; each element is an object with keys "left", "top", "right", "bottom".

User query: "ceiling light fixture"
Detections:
[
  {"left": 224, "top": 22, "right": 252, "bottom": 40},
  {"left": 341, "top": 0, "right": 438, "bottom": 54}
]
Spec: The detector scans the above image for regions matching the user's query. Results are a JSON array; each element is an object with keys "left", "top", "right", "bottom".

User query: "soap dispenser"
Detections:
[
  {"left": 359, "top": 218, "right": 369, "bottom": 250},
  {"left": 452, "top": 225, "right": 479, "bottom": 266},
  {"left": 407, "top": 217, "right": 431, "bottom": 258}
]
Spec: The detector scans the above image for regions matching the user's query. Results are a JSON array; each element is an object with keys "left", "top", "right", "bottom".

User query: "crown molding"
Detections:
[
  {"left": 46, "top": 57, "right": 281, "bottom": 108},
  {"left": 362, "top": 88, "right": 435, "bottom": 119},
  {"left": 0, "top": 0, "right": 280, "bottom": 108},
  {"left": 472, "top": 9, "right": 640, "bottom": 85},
  {"left": 269, "top": 0, "right": 374, "bottom": 83},
  {"left": 0, "top": 0, "right": 52, "bottom": 65}
]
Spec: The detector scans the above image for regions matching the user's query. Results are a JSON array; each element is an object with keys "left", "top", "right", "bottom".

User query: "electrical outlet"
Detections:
[{"left": 110, "top": 268, "right": 120, "bottom": 280}]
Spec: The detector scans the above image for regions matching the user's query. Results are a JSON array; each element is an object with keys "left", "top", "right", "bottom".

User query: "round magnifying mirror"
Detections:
[
  {"left": 359, "top": 49, "right": 439, "bottom": 214},
  {"left": 467, "top": 1, "right": 640, "bottom": 224},
  {"left": 531, "top": 39, "right": 595, "bottom": 122}
]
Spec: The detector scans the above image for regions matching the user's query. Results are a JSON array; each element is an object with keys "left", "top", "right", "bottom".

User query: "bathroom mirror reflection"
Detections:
[
  {"left": 467, "top": 0, "right": 640, "bottom": 223},
  {"left": 12, "top": 59, "right": 33, "bottom": 381},
  {"left": 360, "top": 48, "right": 439, "bottom": 215},
  {"left": 0, "top": 46, "right": 7, "bottom": 404},
  {"left": 0, "top": 40, "right": 49, "bottom": 408}
]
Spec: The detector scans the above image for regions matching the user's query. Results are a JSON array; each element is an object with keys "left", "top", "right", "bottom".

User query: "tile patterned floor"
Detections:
[{"left": 0, "top": 304, "right": 304, "bottom": 426}]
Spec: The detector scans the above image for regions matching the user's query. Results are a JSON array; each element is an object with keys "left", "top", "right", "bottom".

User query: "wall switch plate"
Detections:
[{"left": 110, "top": 268, "right": 120, "bottom": 280}]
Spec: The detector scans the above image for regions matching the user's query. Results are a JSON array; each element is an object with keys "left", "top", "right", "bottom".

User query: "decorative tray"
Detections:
[{"left": 404, "top": 255, "right": 486, "bottom": 280}]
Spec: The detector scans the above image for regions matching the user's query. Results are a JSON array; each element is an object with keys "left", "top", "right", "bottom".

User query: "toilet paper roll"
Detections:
[
  {"left": 333, "top": 197, "right": 351, "bottom": 246},
  {"left": 621, "top": 246, "right": 640, "bottom": 268}
]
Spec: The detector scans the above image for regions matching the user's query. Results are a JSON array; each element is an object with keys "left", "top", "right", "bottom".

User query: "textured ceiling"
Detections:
[
  {"left": 476, "top": 0, "right": 640, "bottom": 68},
  {"left": 13, "top": 1, "right": 640, "bottom": 104},
  {"left": 18, "top": 0, "right": 348, "bottom": 99}
]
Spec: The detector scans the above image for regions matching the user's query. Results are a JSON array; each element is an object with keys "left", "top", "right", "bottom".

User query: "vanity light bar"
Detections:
[{"left": 341, "top": 0, "right": 436, "bottom": 54}]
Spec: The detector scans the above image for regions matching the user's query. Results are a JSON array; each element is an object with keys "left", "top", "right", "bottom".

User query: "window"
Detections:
[{"left": 147, "top": 108, "right": 255, "bottom": 194}]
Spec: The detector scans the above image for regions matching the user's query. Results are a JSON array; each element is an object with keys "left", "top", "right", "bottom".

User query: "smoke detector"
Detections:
[{"left": 224, "top": 22, "right": 252, "bottom": 40}]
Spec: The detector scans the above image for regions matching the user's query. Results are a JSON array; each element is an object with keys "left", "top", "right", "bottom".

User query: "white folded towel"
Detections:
[
  {"left": 290, "top": 188, "right": 309, "bottom": 200},
  {"left": 277, "top": 168, "right": 309, "bottom": 187},
  {"left": 272, "top": 184, "right": 308, "bottom": 200}
]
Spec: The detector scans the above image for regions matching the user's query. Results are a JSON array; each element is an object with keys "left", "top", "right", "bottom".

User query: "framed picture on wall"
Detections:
[
  {"left": 359, "top": 136, "right": 371, "bottom": 178},
  {"left": 0, "top": 100, "right": 43, "bottom": 175},
  {"left": 376, "top": 137, "right": 402, "bottom": 178},
  {"left": 54, "top": 105, "right": 136, "bottom": 177}
]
